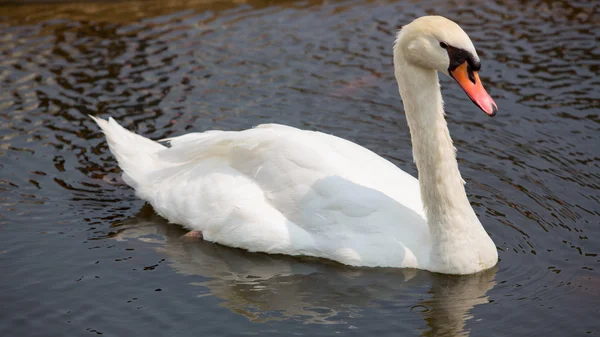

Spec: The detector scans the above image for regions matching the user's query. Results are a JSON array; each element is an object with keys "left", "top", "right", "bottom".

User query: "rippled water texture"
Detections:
[{"left": 1, "top": 0, "right": 599, "bottom": 336}]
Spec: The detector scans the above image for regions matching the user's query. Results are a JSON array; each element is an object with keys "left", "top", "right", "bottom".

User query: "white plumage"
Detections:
[
  {"left": 92, "top": 16, "right": 499, "bottom": 274},
  {"left": 92, "top": 118, "right": 428, "bottom": 266}
]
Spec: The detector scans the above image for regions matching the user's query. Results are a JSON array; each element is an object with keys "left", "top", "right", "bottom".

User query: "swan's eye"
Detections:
[{"left": 440, "top": 42, "right": 448, "bottom": 49}]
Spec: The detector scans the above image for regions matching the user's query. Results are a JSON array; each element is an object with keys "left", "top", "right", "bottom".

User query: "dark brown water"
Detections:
[{"left": 1, "top": 0, "right": 599, "bottom": 336}]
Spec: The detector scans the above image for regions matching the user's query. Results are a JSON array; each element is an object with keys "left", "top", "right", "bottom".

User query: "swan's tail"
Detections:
[{"left": 90, "top": 116, "right": 165, "bottom": 190}]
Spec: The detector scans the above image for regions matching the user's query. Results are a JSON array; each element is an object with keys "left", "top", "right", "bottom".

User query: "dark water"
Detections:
[{"left": 1, "top": 0, "right": 599, "bottom": 336}]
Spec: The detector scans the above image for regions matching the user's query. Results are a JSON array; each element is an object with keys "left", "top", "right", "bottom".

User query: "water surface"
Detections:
[{"left": 1, "top": 0, "right": 599, "bottom": 336}]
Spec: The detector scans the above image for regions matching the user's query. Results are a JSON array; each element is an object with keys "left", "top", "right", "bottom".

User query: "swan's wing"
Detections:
[
  {"left": 160, "top": 124, "right": 422, "bottom": 204},
  {"left": 138, "top": 124, "right": 426, "bottom": 266}
]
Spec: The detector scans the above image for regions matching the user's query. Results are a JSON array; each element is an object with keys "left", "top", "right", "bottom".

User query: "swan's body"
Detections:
[{"left": 92, "top": 16, "right": 499, "bottom": 274}]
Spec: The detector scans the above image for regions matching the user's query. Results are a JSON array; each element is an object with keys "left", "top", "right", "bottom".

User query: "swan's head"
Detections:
[{"left": 394, "top": 16, "right": 498, "bottom": 116}]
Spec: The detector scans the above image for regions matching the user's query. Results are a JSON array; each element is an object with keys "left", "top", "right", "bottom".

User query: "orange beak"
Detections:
[{"left": 450, "top": 62, "right": 498, "bottom": 116}]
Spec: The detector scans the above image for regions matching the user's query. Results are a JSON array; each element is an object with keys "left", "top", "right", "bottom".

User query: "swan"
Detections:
[{"left": 91, "top": 15, "right": 499, "bottom": 275}]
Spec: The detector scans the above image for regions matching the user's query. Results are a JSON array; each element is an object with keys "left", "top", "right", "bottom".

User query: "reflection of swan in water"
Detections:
[
  {"left": 115, "top": 205, "right": 497, "bottom": 332},
  {"left": 420, "top": 271, "right": 497, "bottom": 337}
]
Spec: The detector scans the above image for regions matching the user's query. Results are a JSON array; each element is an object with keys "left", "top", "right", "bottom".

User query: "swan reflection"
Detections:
[{"left": 115, "top": 205, "right": 497, "bottom": 334}]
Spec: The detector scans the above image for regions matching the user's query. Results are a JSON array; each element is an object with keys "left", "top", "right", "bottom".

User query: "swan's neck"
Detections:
[{"left": 394, "top": 62, "right": 481, "bottom": 243}]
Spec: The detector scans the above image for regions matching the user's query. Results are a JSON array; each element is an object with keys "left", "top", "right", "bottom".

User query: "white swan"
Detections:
[{"left": 91, "top": 16, "right": 499, "bottom": 275}]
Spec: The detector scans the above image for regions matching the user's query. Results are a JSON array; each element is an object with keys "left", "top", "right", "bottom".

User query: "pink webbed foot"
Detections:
[{"left": 181, "top": 230, "right": 203, "bottom": 241}]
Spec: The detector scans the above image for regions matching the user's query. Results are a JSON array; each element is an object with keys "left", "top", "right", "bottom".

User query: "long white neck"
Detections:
[
  {"left": 389, "top": 19, "right": 498, "bottom": 274},
  {"left": 393, "top": 51, "right": 494, "bottom": 271},
  {"left": 395, "top": 61, "right": 478, "bottom": 229}
]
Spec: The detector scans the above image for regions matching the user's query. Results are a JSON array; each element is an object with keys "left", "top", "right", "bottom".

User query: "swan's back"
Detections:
[{"left": 94, "top": 118, "right": 429, "bottom": 267}]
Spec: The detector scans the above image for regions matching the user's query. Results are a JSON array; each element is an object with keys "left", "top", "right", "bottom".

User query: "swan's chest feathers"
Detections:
[{"left": 143, "top": 125, "right": 429, "bottom": 268}]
